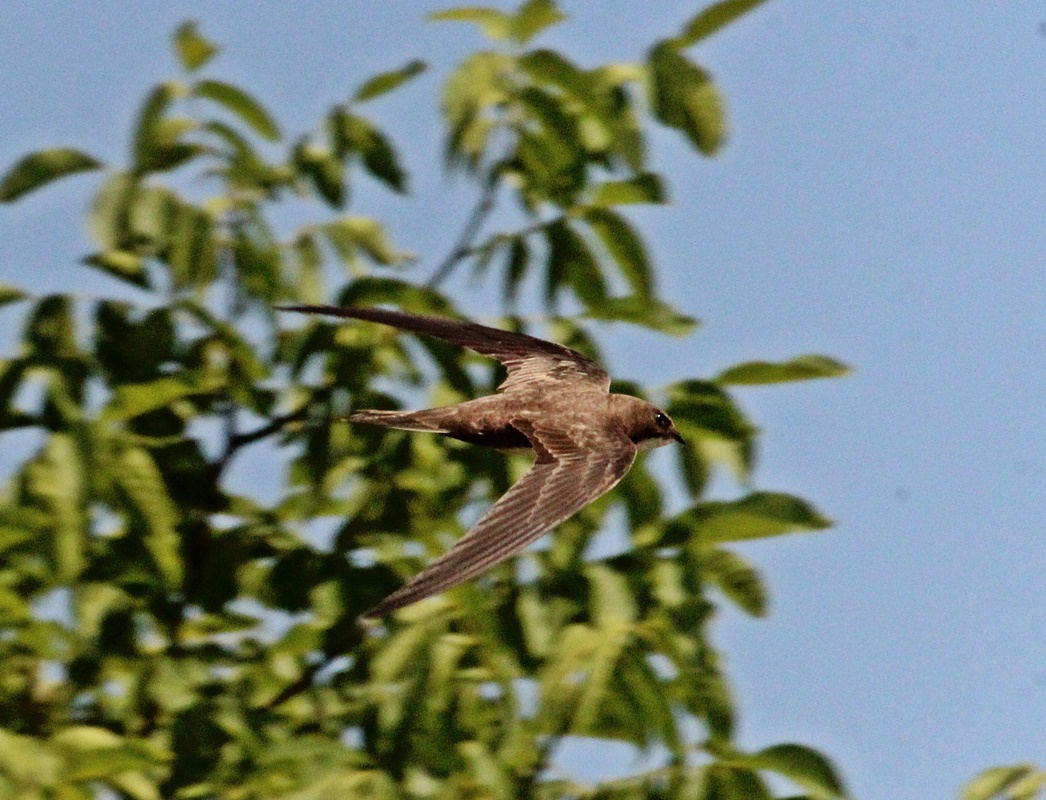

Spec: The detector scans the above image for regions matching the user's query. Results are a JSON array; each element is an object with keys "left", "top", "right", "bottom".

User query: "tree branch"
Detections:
[{"left": 426, "top": 176, "right": 500, "bottom": 289}]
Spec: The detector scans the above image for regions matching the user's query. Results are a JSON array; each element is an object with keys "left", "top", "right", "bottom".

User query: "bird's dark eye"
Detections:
[{"left": 654, "top": 412, "right": 669, "bottom": 428}]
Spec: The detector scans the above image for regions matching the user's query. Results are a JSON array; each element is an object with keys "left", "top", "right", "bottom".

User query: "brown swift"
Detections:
[{"left": 278, "top": 304, "right": 685, "bottom": 619}]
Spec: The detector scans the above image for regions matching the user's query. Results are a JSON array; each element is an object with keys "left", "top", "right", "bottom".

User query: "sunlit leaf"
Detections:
[
  {"left": 718, "top": 354, "right": 850, "bottom": 385},
  {"left": 89, "top": 171, "right": 136, "bottom": 251},
  {"left": 83, "top": 251, "right": 149, "bottom": 288},
  {"left": 747, "top": 743, "right": 847, "bottom": 799},
  {"left": 0, "top": 148, "right": 101, "bottom": 202},
  {"left": 173, "top": 21, "right": 219, "bottom": 71},
  {"left": 963, "top": 764, "right": 1046, "bottom": 800},
  {"left": 24, "top": 434, "right": 86, "bottom": 581},
  {"left": 428, "top": 7, "right": 514, "bottom": 40},
  {"left": 679, "top": 0, "right": 770, "bottom": 46},
  {"left": 195, "top": 79, "right": 281, "bottom": 141},
  {"left": 585, "top": 563, "right": 637, "bottom": 627},
  {"left": 352, "top": 60, "right": 427, "bottom": 103},
  {"left": 510, "top": 0, "right": 567, "bottom": 43},
  {"left": 664, "top": 492, "right": 832, "bottom": 546},
  {"left": 325, "top": 217, "right": 410, "bottom": 268},
  {"left": 104, "top": 377, "right": 199, "bottom": 421},
  {"left": 589, "top": 173, "right": 666, "bottom": 206}
]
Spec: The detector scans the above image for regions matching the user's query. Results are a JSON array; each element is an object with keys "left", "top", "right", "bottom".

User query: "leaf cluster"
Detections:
[{"left": 0, "top": 4, "right": 909, "bottom": 800}]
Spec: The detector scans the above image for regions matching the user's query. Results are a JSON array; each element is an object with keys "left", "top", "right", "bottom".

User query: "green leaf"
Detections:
[
  {"left": 352, "top": 59, "right": 427, "bottom": 103},
  {"left": 718, "top": 354, "right": 850, "bottom": 385},
  {"left": 585, "top": 563, "right": 637, "bottom": 627},
  {"left": 702, "top": 547, "right": 767, "bottom": 616},
  {"left": 173, "top": 21, "right": 219, "bottom": 71},
  {"left": 132, "top": 81, "right": 187, "bottom": 173},
  {"left": 648, "top": 41, "right": 726, "bottom": 156},
  {"left": 510, "top": 0, "right": 567, "bottom": 43},
  {"left": 25, "top": 295, "right": 76, "bottom": 359},
  {"left": 324, "top": 217, "right": 410, "bottom": 268},
  {"left": 705, "top": 764, "right": 772, "bottom": 800},
  {"left": 545, "top": 219, "right": 607, "bottom": 307},
  {"left": 293, "top": 141, "right": 345, "bottom": 206},
  {"left": 89, "top": 171, "right": 136, "bottom": 251},
  {"left": 330, "top": 110, "right": 407, "bottom": 192},
  {"left": 195, "top": 79, "right": 280, "bottom": 141},
  {"left": 0, "top": 284, "right": 27, "bottom": 307},
  {"left": 589, "top": 173, "right": 666, "bottom": 206},
  {"left": 169, "top": 203, "right": 217, "bottom": 289},
  {"left": 0, "top": 148, "right": 101, "bottom": 202},
  {"left": 963, "top": 764, "right": 1046, "bottom": 800},
  {"left": 747, "top": 743, "right": 847, "bottom": 799},
  {"left": 25, "top": 434, "right": 86, "bottom": 582},
  {"left": 583, "top": 296, "right": 698, "bottom": 336},
  {"left": 665, "top": 492, "right": 832, "bottom": 546},
  {"left": 679, "top": 0, "right": 770, "bottom": 46},
  {"left": 428, "top": 7, "right": 514, "bottom": 40},
  {"left": 83, "top": 251, "right": 149, "bottom": 289},
  {"left": 582, "top": 207, "right": 653, "bottom": 297},
  {"left": 114, "top": 445, "right": 183, "bottom": 589},
  {"left": 104, "top": 377, "right": 200, "bottom": 421}
]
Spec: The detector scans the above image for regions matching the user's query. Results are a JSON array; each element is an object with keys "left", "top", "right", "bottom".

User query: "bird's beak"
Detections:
[{"left": 671, "top": 430, "right": 685, "bottom": 445}]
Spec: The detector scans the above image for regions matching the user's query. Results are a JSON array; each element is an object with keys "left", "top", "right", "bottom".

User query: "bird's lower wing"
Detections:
[{"left": 361, "top": 431, "right": 637, "bottom": 619}]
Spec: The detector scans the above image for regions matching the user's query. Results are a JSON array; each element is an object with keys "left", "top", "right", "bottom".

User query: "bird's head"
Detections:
[{"left": 613, "top": 396, "right": 685, "bottom": 449}]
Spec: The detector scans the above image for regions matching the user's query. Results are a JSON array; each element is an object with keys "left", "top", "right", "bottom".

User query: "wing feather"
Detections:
[
  {"left": 277, "top": 304, "right": 610, "bottom": 391},
  {"left": 361, "top": 421, "right": 636, "bottom": 618}
]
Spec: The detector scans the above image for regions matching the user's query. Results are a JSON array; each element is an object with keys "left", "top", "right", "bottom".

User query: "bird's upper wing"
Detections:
[
  {"left": 277, "top": 304, "right": 610, "bottom": 392},
  {"left": 360, "top": 418, "right": 637, "bottom": 619}
]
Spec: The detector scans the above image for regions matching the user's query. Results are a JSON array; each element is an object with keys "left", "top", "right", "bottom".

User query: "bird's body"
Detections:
[{"left": 277, "top": 304, "right": 684, "bottom": 619}]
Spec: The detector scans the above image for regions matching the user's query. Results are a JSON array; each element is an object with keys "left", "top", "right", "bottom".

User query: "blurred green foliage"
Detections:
[{"left": 0, "top": 2, "right": 931, "bottom": 798}]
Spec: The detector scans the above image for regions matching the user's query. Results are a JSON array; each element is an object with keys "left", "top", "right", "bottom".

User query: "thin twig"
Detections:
[
  {"left": 213, "top": 404, "right": 311, "bottom": 479},
  {"left": 426, "top": 176, "right": 500, "bottom": 289}
]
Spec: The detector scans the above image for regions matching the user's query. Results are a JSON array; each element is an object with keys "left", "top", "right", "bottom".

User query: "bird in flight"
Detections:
[{"left": 277, "top": 304, "right": 685, "bottom": 619}]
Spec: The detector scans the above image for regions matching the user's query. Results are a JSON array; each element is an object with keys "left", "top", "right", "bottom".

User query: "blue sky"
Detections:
[{"left": 2, "top": 2, "right": 1044, "bottom": 797}]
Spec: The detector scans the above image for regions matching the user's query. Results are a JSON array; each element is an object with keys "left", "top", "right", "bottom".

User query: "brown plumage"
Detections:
[{"left": 277, "top": 304, "right": 685, "bottom": 619}]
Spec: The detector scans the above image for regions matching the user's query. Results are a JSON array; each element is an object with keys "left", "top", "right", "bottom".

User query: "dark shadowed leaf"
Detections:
[
  {"left": 582, "top": 207, "right": 653, "bottom": 297},
  {"left": 114, "top": 445, "right": 183, "bottom": 589},
  {"left": 173, "top": 21, "right": 219, "bottom": 71},
  {"left": 0, "top": 149, "right": 101, "bottom": 202},
  {"left": 648, "top": 42, "right": 725, "bottom": 156},
  {"left": 25, "top": 295, "right": 75, "bottom": 358},
  {"left": 352, "top": 60, "right": 427, "bottom": 103},
  {"left": 0, "top": 285, "right": 27, "bottom": 308},
  {"left": 583, "top": 296, "right": 698, "bottom": 336},
  {"left": 747, "top": 743, "right": 847, "bottom": 799},
  {"left": 718, "top": 354, "right": 850, "bottom": 385},
  {"left": 679, "top": 0, "right": 770, "bottom": 46},
  {"left": 705, "top": 764, "right": 772, "bottom": 800},
  {"left": 702, "top": 546, "right": 767, "bottom": 616},
  {"left": 132, "top": 82, "right": 185, "bottom": 172},
  {"left": 195, "top": 80, "right": 281, "bottom": 141}
]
